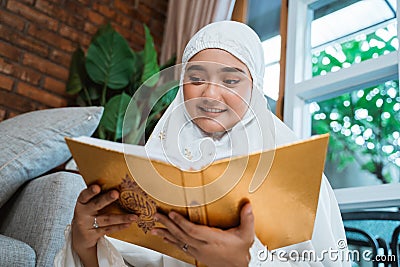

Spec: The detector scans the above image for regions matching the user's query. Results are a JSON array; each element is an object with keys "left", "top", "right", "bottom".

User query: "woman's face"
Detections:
[{"left": 183, "top": 49, "right": 252, "bottom": 134}]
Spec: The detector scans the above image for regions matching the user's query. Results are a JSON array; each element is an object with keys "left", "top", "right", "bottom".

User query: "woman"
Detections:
[{"left": 55, "top": 21, "right": 350, "bottom": 267}]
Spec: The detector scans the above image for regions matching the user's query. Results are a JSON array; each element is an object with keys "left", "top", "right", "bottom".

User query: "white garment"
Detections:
[{"left": 54, "top": 21, "right": 351, "bottom": 266}]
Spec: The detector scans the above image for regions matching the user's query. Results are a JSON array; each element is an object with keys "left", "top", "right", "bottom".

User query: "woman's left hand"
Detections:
[{"left": 151, "top": 202, "right": 255, "bottom": 267}]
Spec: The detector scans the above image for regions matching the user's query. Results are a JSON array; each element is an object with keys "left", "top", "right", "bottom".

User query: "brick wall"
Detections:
[{"left": 0, "top": 0, "right": 168, "bottom": 121}]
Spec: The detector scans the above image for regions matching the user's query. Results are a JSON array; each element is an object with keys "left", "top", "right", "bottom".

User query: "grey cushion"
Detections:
[
  {"left": 0, "top": 234, "right": 36, "bottom": 267},
  {"left": 0, "top": 172, "right": 86, "bottom": 267},
  {"left": 0, "top": 107, "right": 103, "bottom": 208}
]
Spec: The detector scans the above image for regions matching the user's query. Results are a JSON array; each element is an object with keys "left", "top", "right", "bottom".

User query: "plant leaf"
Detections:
[
  {"left": 66, "top": 47, "right": 86, "bottom": 94},
  {"left": 140, "top": 24, "right": 160, "bottom": 87},
  {"left": 100, "top": 93, "right": 132, "bottom": 140},
  {"left": 79, "top": 87, "right": 100, "bottom": 101},
  {"left": 149, "top": 80, "right": 179, "bottom": 114},
  {"left": 130, "top": 50, "right": 144, "bottom": 93},
  {"left": 361, "top": 161, "right": 377, "bottom": 173},
  {"left": 86, "top": 24, "right": 135, "bottom": 90},
  {"left": 122, "top": 99, "right": 144, "bottom": 145}
]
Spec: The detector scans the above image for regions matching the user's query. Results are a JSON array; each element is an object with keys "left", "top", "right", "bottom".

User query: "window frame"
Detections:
[{"left": 284, "top": 0, "right": 400, "bottom": 209}]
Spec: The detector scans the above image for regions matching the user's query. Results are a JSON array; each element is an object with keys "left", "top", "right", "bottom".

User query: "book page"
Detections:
[{"left": 71, "top": 136, "right": 167, "bottom": 162}]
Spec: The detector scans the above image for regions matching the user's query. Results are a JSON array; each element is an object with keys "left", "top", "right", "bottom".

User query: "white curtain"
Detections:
[{"left": 160, "top": 0, "right": 236, "bottom": 65}]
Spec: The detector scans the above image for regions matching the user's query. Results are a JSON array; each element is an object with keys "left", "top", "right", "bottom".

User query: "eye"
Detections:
[
  {"left": 189, "top": 76, "right": 205, "bottom": 85},
  {"left": 224, "top": 79, "right": 240, "bottom": 85}
]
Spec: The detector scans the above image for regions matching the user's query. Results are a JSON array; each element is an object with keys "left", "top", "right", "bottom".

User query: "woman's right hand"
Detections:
[{"left": 71, "top": 184, "right": 137, "bottom": 267}]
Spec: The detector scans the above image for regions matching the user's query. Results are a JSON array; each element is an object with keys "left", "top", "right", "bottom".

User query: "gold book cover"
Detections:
[{"left": 65, "top": 134, "right": 329, "bottom": 265}]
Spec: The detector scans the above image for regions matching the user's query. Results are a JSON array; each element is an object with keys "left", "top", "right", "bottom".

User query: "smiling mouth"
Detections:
[{"left": 198, "top": 106, "right": 227, "bottom": 114}]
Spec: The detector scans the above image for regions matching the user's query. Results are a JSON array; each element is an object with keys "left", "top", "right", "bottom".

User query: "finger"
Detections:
[
  {"left": 237, "top": 202, "right": 255, "bottom": 242},
  {"left": 96, "top": 214, "right": 137, "bottom": 229},
  {"left": 96, "top": 222, "right": 132, "bottom": 236},
  {"left": 161, "top": 236, "right": 196, "bottom": 257},
  {"left": 89, "top": 190, "right": 120, "bottom": 212},
  {"left": 77, "top": 185, "right": 101, "bottom": 204},
  {"left": 151, "top": 228, "right": 180, "bottom": 244},
  {"left": 154, "top": 213, "right": 204, "bottom": 247},
  {"left": 168, "top": 211, "right": 211, "bottom": 241}
]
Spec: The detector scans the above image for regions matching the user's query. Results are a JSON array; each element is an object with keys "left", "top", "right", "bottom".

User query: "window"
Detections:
[
  {"left": 247, "top": 0, "right": 282, "bottom": 113},
  {"left": 311, "top": 79, "right": 400, "bottom": 188},
  {"left": 285, "top": 0, "right": 399, "bottom": 190},
  {"left": 312, "top": 22, "right": 398, "bottom": 77},
  {"left": 262, "top": 35, "right": 281, "bottom": 101}
]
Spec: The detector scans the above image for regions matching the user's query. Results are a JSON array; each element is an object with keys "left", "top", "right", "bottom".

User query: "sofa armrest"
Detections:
[
  {"left": 0, "top": 234, "right": 36, "bottom": 266},
  {"left": 0, "top": 171, "right": 86, "bottom": 266}
]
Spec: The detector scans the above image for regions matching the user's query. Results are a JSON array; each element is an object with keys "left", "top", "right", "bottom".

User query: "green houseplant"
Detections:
[{"left": 66, "top": 24, "right": 177, "bottom": 144}]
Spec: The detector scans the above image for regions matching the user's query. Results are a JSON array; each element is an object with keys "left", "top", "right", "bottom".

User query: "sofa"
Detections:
[{"left": 0, "top": 107, "right": 103, "bottom": 266}]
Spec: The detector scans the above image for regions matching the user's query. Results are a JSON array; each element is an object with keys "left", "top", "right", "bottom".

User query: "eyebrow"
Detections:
[
  {"left": 220, "top": 67, "right": 246, "bottom": 74},
  {"left": 186, "top": 65, "right": 206, "bottom": 72},
  {"left": 186, "top": 65, "right": 246, "bottom": 74}
]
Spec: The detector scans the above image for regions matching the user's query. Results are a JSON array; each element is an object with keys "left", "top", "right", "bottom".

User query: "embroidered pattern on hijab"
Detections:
[{"left": 144, "top": 20, "right": 277, "bottom": 171}]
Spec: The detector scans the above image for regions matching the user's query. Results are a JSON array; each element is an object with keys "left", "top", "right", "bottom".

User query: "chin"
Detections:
[{"left": 195, "top": 119, "right": 227, "bottom": 134}]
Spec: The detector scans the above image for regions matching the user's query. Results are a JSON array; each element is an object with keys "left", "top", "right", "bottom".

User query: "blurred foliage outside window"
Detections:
[{"left": 310, "top": 22, "right": 400, "bottom": 184}]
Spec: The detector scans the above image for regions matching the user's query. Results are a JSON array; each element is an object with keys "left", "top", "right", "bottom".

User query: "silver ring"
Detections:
[
  {"left": 93, "top": 217, "right": 99, "bottom": 229},
  {"left": 182, "top": 243, "right": 188, "bottom": 252}
]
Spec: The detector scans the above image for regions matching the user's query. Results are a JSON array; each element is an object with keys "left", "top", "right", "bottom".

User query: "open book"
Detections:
[{"left": 65, "top": 134, "right": 329, "bottom": 265}]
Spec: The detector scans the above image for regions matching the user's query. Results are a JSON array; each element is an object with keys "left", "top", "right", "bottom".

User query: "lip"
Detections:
[{"left": 197, "top": 106, "right": 227, "bottom": 117}]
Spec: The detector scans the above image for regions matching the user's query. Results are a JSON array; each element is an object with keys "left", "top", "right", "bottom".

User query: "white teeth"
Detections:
[{"left": 202, "top": 107, "right": 225, "bottom": 113}]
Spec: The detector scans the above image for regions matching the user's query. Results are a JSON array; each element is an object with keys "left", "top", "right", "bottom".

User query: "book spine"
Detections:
[{"left": 181, "top": 171, "right": 208, "bottom": 225}]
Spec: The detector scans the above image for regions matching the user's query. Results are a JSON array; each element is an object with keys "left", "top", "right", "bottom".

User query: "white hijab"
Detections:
[{"left": 145, "top": 21, "right": 293, "bottom": 171}]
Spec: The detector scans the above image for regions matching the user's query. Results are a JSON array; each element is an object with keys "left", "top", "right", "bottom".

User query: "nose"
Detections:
[{"left": 202, "top": 81, "right": 223, "bottom": 101}]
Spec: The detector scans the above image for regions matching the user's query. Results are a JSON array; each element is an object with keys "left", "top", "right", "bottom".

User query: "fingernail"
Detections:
[
  {"left": 129, "top": 215, "right": 136, "bottom": 221},
  {"left": 154, "top": 214, "right": 159, "bottom": 222},
  {"left": 168, "top": 212, "right": 175, "bottom": 220},
  {"left": 150, "top": 229, "right": 158, "bottom": 235},
  {"left": 110, "top": 191, "right": 118, "bottom": 199},
  {"left": 91, "top": 186, "right": 99, "bottom": 193},
  {"left": 247, "top": 205, "right": 252, "bottom": 214}
]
